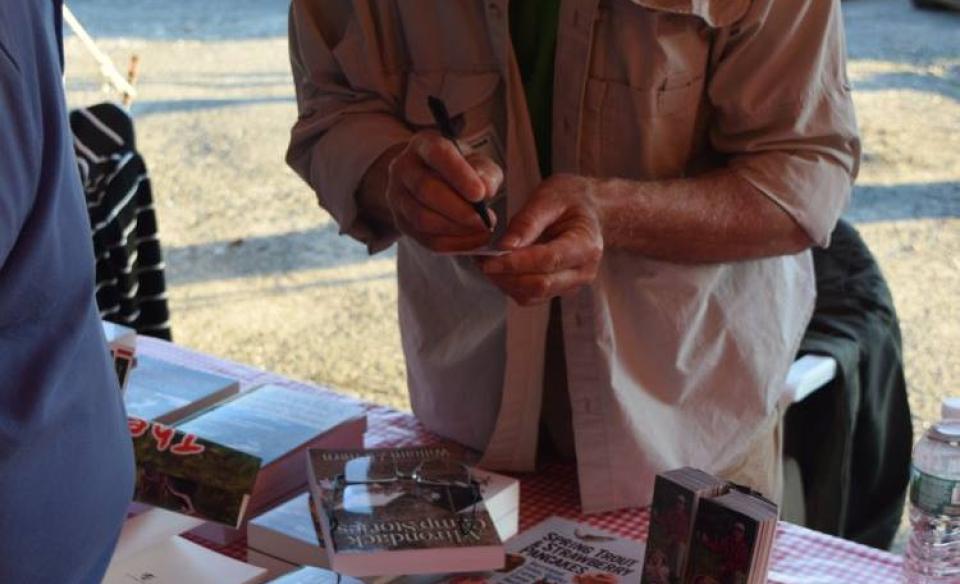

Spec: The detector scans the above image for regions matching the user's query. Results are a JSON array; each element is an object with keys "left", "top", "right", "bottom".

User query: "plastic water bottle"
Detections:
[{"left": 903, "top": 398, "right": 960, "bottom": 583}]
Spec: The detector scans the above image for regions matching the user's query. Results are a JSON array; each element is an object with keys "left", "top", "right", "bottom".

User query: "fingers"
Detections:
[
  {"left": 497, "top": 193, "right": 567, "bottom": 250},
  {"left": 467, "top": 154, "right": 504, "bottom": 200},
  {"left": 479, "top": 229, "right": 602, "bottom": 306},
  {"left": 411, "top": 132, "right": 486, "bottom": 203},
  {"left": 385, "top": 132, "right": 506, "bottom": 253},
  {"left": 482, "top": 229, "right": 601, "bottom": 276},
  {"left": 395, "top": 160, "right": 489, "bottom": 231}
]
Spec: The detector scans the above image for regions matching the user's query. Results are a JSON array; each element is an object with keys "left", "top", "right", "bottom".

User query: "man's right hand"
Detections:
[{"left": 384, "top": 131, "right": 502, "bottom": 253}]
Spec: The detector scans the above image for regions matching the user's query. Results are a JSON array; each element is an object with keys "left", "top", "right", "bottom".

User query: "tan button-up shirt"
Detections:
[{"left": 287, "top": 0, "right": 859, "bottom": 513}]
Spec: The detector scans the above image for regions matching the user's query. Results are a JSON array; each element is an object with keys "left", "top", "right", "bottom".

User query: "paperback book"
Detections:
[
  {"left": 129, "top": 416, "right": 261, "bottom": 528},
  {"left": 683, "top": 489, "right": 778, "bottom": 584},
  {"left": 642, "top": 468, "right": 728, "bottom": 584},
  {"left": 124, "top": 355, "right": 240, "bottom": 424},
  {"left": 307, "top": 445, "right": 506, "bottom": 577},
  {"left": 248, "top": 466, "right": 518, "bottom": 580},
  {"left": 247, "top": 492, "right": 329, "bottom": 574},
  {"left": 178, "top": 384, "right": 366, "bottom": 543},
  {"left": 640, "top": 468, "right": 778, "bottom": 584}
]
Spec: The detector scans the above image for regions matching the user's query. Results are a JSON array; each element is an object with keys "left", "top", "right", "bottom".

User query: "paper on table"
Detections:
[
  {"left": 443, "top": 246, "right": 510, "bottom": 257},
  {"left": 108, "top": 507, "right": 206, "bottom": 568}
]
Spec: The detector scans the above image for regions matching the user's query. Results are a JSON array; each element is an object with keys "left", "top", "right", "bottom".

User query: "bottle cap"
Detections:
[{"left": 942, "top": 397, "right": 960, "bottom": 421}]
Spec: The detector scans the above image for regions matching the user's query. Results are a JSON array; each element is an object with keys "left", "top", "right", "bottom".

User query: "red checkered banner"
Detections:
[{"left": 138, "top": 337, "right": 904, "bottom": 582}]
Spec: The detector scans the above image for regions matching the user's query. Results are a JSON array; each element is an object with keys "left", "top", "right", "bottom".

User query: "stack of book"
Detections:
[
  {"left": 306, "top": 445, "right": 519, "bottom": 577},
  {"left": 641, "top": 468, "right": 778, "bottom": 584},
  {"left": 247, "top": 463, "right": 518, "bottom": 580},
  {"left": 178, "top": 384, "right": 366, "bottom": 543},
  {"left": 247, "top": 492, "right": 328, "bottom": 578}
]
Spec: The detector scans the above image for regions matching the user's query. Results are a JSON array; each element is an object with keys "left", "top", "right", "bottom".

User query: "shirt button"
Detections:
[{"left": 487, "top": 2, "right": 502, "bottom": 19}]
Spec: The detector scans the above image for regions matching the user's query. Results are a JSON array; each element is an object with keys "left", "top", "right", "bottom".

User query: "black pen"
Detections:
[{"left": 426, "top": 95, "right": 494, "bottom": 232}]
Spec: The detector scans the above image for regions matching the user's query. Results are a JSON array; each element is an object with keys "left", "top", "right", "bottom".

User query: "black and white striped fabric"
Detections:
[{"left": 70, "top": 102, "right": 172, "bottom": 340}]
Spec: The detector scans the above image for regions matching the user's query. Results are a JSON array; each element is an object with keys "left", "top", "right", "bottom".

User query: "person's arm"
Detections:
[
  {"left": 286, "top": 2, "right": 502, "bottom": 253},
  {"left": 0, "top": 38, "right": 38, "bottom": 269},
  {"left": 285, "top": 0, "right": 411, "bottom": 253},
  {"left": 481, "top": 0, "right": 859, "bottom": 305}
]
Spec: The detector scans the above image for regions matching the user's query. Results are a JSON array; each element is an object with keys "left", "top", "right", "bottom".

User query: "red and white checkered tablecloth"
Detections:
[{"left": 139, "top": 337, "right": 905, "bottom": 583}]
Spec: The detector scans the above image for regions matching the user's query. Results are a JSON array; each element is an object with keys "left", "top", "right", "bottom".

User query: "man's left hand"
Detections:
[{"left": 478, "top": 174, "right": 604, "bottom": 306}]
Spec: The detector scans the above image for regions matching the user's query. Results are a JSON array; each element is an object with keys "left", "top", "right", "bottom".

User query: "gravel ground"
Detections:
[{"left": 64, "top": 0, "right": 957, "bottom": 547}]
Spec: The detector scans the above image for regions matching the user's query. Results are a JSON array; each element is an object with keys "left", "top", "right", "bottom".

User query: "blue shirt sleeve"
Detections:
[{"left": 0, "top": 34, "right": 40, "bottom": 269}]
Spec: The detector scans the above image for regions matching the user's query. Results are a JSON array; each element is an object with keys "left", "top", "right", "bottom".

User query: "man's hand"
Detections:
[
  {"left": 479, "top": 174, "right": 604, "bottom": 306},
  {"left": 385, "top": 131, "right": 502, "bottom": 253}
]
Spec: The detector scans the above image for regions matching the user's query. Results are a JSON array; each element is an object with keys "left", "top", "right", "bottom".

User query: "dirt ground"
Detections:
[{"left": 64, "top": 0, "right": 957, "bottom": 547}]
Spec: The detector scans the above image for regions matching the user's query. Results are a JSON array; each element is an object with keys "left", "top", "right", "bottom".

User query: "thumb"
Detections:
[{"left": 498, "top": 191, "right": 565, "bottom": 250}]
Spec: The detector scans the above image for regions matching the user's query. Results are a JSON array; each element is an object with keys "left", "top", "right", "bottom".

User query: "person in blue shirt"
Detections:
[{"left": 0, "top": 1, "right": 134, "bottom": 582}]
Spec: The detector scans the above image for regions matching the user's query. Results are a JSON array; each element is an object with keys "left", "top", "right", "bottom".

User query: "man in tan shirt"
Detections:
[{"left": 287, "top": 0, "right": 859, "bottom": 512}]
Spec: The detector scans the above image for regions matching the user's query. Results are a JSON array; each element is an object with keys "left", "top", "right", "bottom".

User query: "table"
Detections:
[{"left": 138, "top": 337, "right": 905, "bottom": 583}]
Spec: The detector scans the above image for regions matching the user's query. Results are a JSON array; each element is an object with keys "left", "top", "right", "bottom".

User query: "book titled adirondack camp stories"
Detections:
[{"left": 308, "top": 446, "right": 505, "bottom": 576}]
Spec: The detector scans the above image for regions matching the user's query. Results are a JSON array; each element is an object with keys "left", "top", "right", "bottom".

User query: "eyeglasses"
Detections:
[{"left": 325, "top": 456, "right": 481, "bottom": 536}]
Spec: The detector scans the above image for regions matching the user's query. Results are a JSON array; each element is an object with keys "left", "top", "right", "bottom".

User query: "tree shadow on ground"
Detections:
[
  {"left": 847, "top": 181, "right": 960, "bottom": 223},
  {"left": 164, "top": 223, "right": 395, "bottom": 287}
]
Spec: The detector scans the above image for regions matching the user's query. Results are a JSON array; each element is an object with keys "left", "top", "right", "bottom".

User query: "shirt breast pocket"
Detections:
[
  {"left": 401, "top": 70, "right": 502, "bottom": 135},
  {"left": 583, "top": 74, "right": 706, "bottom": 180}
]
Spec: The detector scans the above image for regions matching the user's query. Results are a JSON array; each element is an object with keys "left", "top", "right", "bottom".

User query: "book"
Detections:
[
  {"left": 683, "top": 489, "right": 778, "bottom": 584},
  {"left": 408, "top": 516, "right": 645, "bottom": 584},
  {"left": 102, "top": 319, "right": 137, "bottom": 392},
  {"left": 129, "top": 416, "right": 261, "bottom": 528},
  {"left": 178, "top": 384, "right": 366, "bottom": 543},
  {"left": 248, "top": 467, "right": 518, "bottom": 577},
  {"left": 124, "top": 355, "right": 240, "bottom": 424},
  {"left": 248, "top": 492, "right": 329, "bottom": 571},
  {"left": 308, "top": 445, "right": 506, "bottom": 577},
  {"left": 267, "top": 566, "right": 363, "bottom": 584},
  {"left": 102, "top": 535, "right": 267, "bottom": 584},
  {"left": 642, "top": 468, "right": 728, "bottom": 584}
]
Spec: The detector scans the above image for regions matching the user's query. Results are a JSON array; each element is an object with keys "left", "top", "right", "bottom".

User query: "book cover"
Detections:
[
  {"left": 125, "top": 355, "right": 240, "bottom": 424},
  {"left": 129, "top": 416, "right": 261, "bottom": 527},
  {"left": 683, "top": 491, "right": 777, "bottom": 584},
  {"left": 307, "top": 446, "right": 504, "bottom": 577},
  {"left": 102, "top": 535, "right": 267, "bottom": 584},
  {"left": 177, "top": 384, "right": 365, "bottom": 467},
  {"left": 102, "top": 320, "right": 137, "bottom": 392},
  {"left": 418, "top": 516, "right": 645, "bottom": 584},
  {"left": 642, "top": 468, "right": 728, "bottom": 584}
]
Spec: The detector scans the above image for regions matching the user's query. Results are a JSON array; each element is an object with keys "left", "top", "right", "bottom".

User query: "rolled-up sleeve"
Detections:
[
  {"left": 708, "top": 0, "right": 860, "bottom": 247},
  {"left": 285, "top": 1, "right": 411, "bottom": 252}
]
